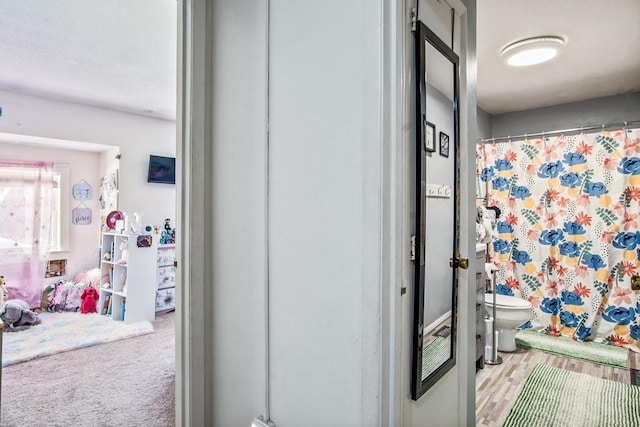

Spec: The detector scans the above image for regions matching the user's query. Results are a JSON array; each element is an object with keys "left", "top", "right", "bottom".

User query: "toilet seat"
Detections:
[{"left": 485, "top": 294, "right": 531, "bottom": 309}]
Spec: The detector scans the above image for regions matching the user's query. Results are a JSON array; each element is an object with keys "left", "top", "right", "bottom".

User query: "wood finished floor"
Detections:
[{"left": 475, "top": 347, "right": 631, "bottom": 426}]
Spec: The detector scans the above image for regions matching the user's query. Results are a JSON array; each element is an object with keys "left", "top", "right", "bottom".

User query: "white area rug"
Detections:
[{"left": 2, "top": 311, "right": 154, "bottom": 367}]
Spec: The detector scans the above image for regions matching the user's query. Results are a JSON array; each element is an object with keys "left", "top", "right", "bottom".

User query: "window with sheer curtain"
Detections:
[{"left": 0, "top": 160, "right": 58, "bottom": 307}]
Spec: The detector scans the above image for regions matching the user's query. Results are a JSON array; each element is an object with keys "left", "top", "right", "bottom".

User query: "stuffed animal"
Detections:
[
  {"left": 0, "top": 275, "right": 8, "bottom": 307},
  {"left": 476, "top": 206, "right": 496, "bottom": 244},
  {"left": 0, "top": 299, "right": 41, "bottom": 332},
  {"left": 49, "top": 279, "right": 68, "bottom": 312},
  {"left": 63, "top": 283, "right": 84, "bottom": 312},
  {"left": 41, "top": 282, "right": 56, "bottom": 311},
  {"left": 80, "top": 287, "right": 100, "bottom": 314}
]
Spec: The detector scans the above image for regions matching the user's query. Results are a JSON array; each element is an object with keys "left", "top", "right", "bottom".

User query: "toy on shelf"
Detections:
[
  {"left": 80, "top": 286, "right": 100, "bottom": 314},
  {"left": 117, "top": 240, "right": 129, "bottom": 264},
  {"left": 160, "top": 218, "right": 176, "bottom": 245},
  {"left": 105, "top": 210, "right": 123, "bottom": 230},
  {"left": 130, "top": 212, "right": 143, "bottom": 233}
]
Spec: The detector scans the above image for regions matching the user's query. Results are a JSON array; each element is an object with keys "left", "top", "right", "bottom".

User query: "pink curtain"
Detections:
[{"left": 0, "top": 160, "right": 54, "bottom": 307}]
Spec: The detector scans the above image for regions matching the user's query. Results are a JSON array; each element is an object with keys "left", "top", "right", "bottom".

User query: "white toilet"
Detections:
[{"left": 484, "top": 294, "right": 532, "bottom": 352}]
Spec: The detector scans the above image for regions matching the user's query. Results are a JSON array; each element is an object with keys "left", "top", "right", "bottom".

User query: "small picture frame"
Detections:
[
  {"left": 137, "top": 235, "right": 153, "bottom": 248},
  {"left": 72, "top": 206, "right": 92, "bottom": 225},
  {"left": 439, "top": 131, "right": 450, "bottom": 158},
  {"left": 72, "top": 181, "right": 93, "bottom": 200},
  {"left": 46, "top": 259, "right": 67, "bottom": 278},
  {"left": 425, "top": 120, "right": 436, "bottom": 152}
]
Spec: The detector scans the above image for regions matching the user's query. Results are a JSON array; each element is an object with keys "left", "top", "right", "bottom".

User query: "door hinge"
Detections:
[
  {"left": 411, "top": 7, "right": 417, "bottom": 32},
  {"left": 410, "top": 235, "right": 416, "bottom": 261},
  {"left": 401, "top": 286, "right": 407, "bottom": 295}
]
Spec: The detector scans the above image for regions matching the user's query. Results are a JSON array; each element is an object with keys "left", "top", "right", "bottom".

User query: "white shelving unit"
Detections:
[
  {"left": 156, "top": 244, "right": 176, "bottom": 312},
  {"left": 99, "top": 232, "right": 158, "bottom": 323}
]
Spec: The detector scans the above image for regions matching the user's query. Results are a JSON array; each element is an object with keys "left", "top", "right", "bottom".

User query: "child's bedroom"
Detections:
[{"left": 0, "top": 2, "right": 178, "bottom": 426}]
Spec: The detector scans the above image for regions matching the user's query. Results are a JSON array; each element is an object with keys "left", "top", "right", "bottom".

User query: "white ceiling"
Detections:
[
  {"left": 0, "top": 1, "right": 637, "bottom": 120},
  {"left": 0, "top": 0, "right": 177, "bottom": 120},
  {"left": 478, "top": 0, "right": 640, "bottom": 114}
]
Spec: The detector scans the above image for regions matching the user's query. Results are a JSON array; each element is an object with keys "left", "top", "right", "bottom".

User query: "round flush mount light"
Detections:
[{"left": 500, "top": 36, "right": 565, "bottom": 67}]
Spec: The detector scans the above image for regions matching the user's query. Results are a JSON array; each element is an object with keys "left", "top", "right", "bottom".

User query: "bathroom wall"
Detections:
[
  {"left": 491, "top": 92, "right": 640, "bottom": 137},
  {"left": 477, "top": 107, "right": 492, "bottom": 139}
]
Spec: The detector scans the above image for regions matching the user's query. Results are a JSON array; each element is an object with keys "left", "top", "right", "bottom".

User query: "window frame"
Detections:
[
  {"left": 50, "top": 163, "right": 70, "bottom": 253},
  {"left": 0, "top": 162, "right": 70, "bottom": 254}
]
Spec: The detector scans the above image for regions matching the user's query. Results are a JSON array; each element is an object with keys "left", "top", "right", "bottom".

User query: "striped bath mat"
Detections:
[
  {"left": 503, "top": 364, "right": 640, "bottom": 426},
  {"left": 516, "top": 331, "right": 629, "bottom": 369}
]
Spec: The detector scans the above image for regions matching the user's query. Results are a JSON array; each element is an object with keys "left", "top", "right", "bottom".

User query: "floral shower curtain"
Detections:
[
  {"left": 0, "top": 160, "right": 55, "bottom": 307},
  {"left": 477, "top": 128, "right": 640, "bottom": 352}
]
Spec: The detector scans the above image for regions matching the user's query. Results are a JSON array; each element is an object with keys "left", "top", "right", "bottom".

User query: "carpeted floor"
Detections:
[
  {"left": 1, "top": 311, "right": 175, "bottom": 427},
  {"left": 503, "top": 363, "right": 640, "bottom": 427},
  {"left": 3, "top": 311, "right": 154, "bottom": 367},
  {"left": 516, "top": 330, "right": 629, "bottom": 369}
]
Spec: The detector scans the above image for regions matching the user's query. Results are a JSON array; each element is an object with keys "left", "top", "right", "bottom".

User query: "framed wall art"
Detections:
[
  {"left": 439, "top": 131, "right": 450, "bottom": 158},
  {"left": 72, "top": 180, "right": 93, "bottom": 200},
  {"left": 425, "top": 121, "right": 436, "bottom": 152},
  {"left": 72, "top": 203, "right": 92, "bottom": 225}
]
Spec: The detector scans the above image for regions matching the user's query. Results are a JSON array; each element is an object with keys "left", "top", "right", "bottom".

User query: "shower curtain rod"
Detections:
[{"left": 478, "top": 119, "right": 640, "bottom": 144}]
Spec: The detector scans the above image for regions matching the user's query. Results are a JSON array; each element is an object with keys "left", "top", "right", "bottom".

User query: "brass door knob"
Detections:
[{"left": 449, "top": 257, "right": 469, "bottom": 269}]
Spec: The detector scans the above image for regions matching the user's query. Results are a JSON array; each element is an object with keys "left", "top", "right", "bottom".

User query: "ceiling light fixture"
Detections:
[{"left": 500, "top": 36, "right": 565, "bottom": 67}]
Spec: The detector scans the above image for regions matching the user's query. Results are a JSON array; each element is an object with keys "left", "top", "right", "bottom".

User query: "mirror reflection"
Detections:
[
  {"left": 422, "top": 39, "right": 456, "bottom": 381},
  {"left": 412, "top": 22, "right": 460, "bottom": 399}
]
